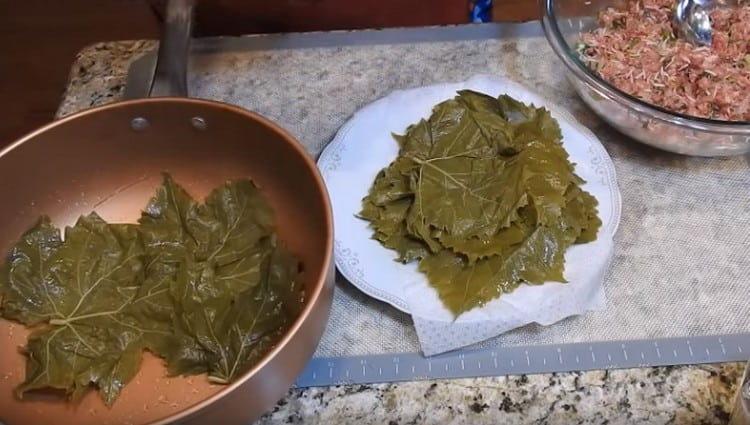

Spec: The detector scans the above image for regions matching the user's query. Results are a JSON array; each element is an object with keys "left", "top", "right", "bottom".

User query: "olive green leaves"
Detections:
[
  {"left": 0, "top": 175, "right": 303, "bottom": 405},
  {"left": 359, "top": 91, "right": 601, "bottom": 316},
  {"left": 141, "top": 176, "right": 303, "bottom": 384}
]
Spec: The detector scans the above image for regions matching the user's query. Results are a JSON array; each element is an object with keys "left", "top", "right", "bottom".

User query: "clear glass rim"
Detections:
[{"left": 540, "top": 0, "right": 750, "bottom": 134}]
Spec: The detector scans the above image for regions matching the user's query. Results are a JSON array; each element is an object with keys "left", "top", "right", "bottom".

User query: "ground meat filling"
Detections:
[{"left": 579, "top": 0, "right": 750, "bottom": 121}]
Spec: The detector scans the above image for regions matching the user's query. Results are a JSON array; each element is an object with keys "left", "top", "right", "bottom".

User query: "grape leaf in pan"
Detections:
[
  {"left": 0, "top": 214, "right": 169, "bottom": 406},
  {"left": 0, "top": 174, "right": 306, "bottom": 405},
  {"left": 136, "top": 175, "right": 206, "bottom": 372},
  {"left": 174, "top": 243, "right": 303, "bottom": 384},
  {"left": 139, "top": 176, "right": 305, "bottom": 383}
]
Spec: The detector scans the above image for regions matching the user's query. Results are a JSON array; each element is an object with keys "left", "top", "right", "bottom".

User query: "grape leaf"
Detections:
[
  {"left": 435, "top": 222, "right": 528, "bottom": 264},
  {"left": 0, "top": 213, "right": 170, "bottom": 405},
  {"left": 359, "top": 91, "right": 601, "bottom": 316},
  {"left": 428, "top": 99, "right": 497, "bottom": 159},
  {"left": 0, "top": 216, "right": 63, "bottom": 325},
  {"left": 135, "top": 174, "right": 207, "bottom": 371},
  {"left": 1, "top": 173, "right": 305, "bottom": 406},
  {"left": 395, "top": 119, "right": 433, "bottom": 157},
  {"left": 561, "top": 185, "right": 602, "bottom": 243},
  {"left": 138, "top": 174, "right": 200, "bottom": 263},
  {"left": 410, "top": 156, "right": 527, "bottom": 239},
  {"left": 174, "top": 244, "right": 303, "bottom": 384},
  {"left": 497, "top": 93, "right": 536, "bottom": 123},
  {"left": 419, "top": 222, "right": 568, "bottom": 315},
  {"left": 361, "top": 157, "right": 415, "bottom": 207},
  {"left": 138, "top": 176, "right": 305, "bottom": 383},
  {"left": 456, "top": 90, "right": 518, "bottom": 154},
  {"left": 360, "top": 197, "right": 429, "bottom": 263}
]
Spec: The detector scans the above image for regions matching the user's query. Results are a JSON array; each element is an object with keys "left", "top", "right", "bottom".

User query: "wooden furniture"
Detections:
[
  {"left": 0, "top": 0, "right": 540, "bottom": 144},
  {"left": 148, "top": 0, "right": 473, "bottom": 36},
  {"left": 148, "top": 1, "right": 544, "bottom": 35}
]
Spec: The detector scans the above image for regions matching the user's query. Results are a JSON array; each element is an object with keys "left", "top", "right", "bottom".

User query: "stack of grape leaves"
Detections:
[
  {"left": 359, "top": 90, "right": 601, "bottom": 316},
  {"left": 0, "top": 175, "right": 304, "bottom": 405}
]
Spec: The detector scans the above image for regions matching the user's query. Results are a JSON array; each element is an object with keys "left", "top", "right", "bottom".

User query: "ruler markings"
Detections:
[{"left": 295, "top": 333, "right": 750, "bottom": 388}]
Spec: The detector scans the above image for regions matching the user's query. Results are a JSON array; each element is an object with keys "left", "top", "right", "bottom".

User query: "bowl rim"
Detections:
[{"left": 540, "top": 0, "right": 750, "bottom": 134}]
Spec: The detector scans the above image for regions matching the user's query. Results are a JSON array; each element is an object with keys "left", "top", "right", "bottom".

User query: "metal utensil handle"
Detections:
[{"left": 150, "top": 0, "right": 195, "bottom": 97}]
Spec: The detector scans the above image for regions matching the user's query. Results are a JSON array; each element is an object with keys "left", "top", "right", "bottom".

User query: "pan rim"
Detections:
[{"left": 0, "top": 97, "right": 335, "bottom": 425}]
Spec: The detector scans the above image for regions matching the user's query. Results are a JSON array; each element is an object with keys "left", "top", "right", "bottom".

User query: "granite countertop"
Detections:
[{"left": 54, "top": 39, "right": 744, "bottom": 425}]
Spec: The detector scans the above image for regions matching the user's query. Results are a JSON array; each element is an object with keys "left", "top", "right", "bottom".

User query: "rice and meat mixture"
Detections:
[{"left": 578, "top": 0, "right": 750, "bottom": 121}]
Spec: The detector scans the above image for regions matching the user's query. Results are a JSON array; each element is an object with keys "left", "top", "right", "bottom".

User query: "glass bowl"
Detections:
[{"left": 540, "top": 0, "right": 750, "bottom": 156}]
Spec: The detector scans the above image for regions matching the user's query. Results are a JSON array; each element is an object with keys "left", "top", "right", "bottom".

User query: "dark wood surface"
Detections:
[
  {"left": 494, "top": 0, "right": 542, "bottom": 21},
  {"left": 0, "top": 0, "right": 539, "bottom": 146},
  {"left": 0, "top": 1, "right": 160, "bottom": 145},
  {"left": 150, "top": 0, "right": 471, "bottom": 35}
]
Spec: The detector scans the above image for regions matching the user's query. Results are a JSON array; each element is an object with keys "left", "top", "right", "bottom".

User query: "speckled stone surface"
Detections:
[
  {"left": 57, "top": 40, "right": 155, "bottom": 116},
  {"left": 55, "top": 35, "right": 746, "bottom": 424},
  {"left": 259, "top": 365, "right": 742, "bottom": 424}
]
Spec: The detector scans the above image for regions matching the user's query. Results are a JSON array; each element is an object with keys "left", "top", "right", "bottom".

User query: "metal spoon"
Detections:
[{"left": 674, "top": 0, "right": 713, "bottom": 46}]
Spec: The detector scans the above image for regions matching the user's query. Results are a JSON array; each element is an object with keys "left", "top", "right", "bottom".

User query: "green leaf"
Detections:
[
  {"left": 0, "top": 216, "right": 63, "bottom": 325},
  {"left": 361, "top": 197, "right": 409, "bottom": 241},
  {"left": 191, "top": 179, "right": 276, "bottom": 264},
  {"left": 361, "top": 198, "right": 430, "bottom": 263},
  {"left": 139, "top": 176, "right": 304, "bottom": 383},
  {"left": 358, "top": 91, "right": 601, "bottom": 316},
  {"left": 428, "top": 99, "right": 497, "bottom": 159},
  {"left": 168, "top": 237, "right": 302, "bottom": 385},
  {"left": 19, "top": 318, "right": 147, "bottom": 406},
  {"left": 138, "top": 173, "right": 200, "bottom": 263},
  {"left": 0, "top": 213, "right": 168, "bottom": 405},
  {"left": 395, "top": 119, "right": 433, "bottom": 157},
  {"left": 436, "top": 222, "right": 528, "bottom": 264},
  {"left": 497, "top": 94, "right": 536, "bottom": 123},
  {"left": 561, "top": 185, "right": 602, "bottom": 243},
  {"left": 419, "top": 223, "right": 569, "bottom": 315},
  {"left": 363, "top": 157, "right": 415, "bottom": 207},
  {"left": 410, "top": 156, "right": 527, "bottom": 239},
  {"left": 205, "top": 245, "right": 303, "bottom": 384},
  {"left": 1, "top": 174, "right": 305, "bottom": 405},
  {"left": 135, "top": 174, "right": 206, "bottom": 369},
  {"left": 456, "top": 90, "right": 518, "bottom": 154}
]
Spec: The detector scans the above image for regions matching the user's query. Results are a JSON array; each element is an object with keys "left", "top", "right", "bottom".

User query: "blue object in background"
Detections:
[{"left": 470, "top": 0, "right": 492, "bottom": 23}]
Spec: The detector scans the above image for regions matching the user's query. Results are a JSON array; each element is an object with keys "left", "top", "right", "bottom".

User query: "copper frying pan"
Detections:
[{"left": 0, "top": 1, "right": 334, "bottom": 424}]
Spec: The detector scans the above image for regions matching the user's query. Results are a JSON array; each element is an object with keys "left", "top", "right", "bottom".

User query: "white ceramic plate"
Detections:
[{"left": 318, "top": 75, "right": 621, "bottom": 315}]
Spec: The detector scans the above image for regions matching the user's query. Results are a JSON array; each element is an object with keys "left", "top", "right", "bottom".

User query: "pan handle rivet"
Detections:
[
  {"left": 131, "top": 117, "right": 150, "bottom": 131},
  {"left": 191, "top": 116, "right": 207, "bottom": 130}
]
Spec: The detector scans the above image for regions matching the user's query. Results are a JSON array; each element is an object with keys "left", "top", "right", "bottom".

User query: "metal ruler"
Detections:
[{"left": 295, "top": 333, "right": 750, "bottom": 387}]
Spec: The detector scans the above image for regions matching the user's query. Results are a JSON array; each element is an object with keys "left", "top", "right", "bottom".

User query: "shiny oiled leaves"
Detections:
[
  {"left": 0, "top": 174, "right": 303, "bottom": 405},
  {"left": 360, "top": 91, "right": 601, "bottom": 315},
  {"left": 0, "top": 214, "right": 166, "bottom": 405},
  {"left": 139, "top": 176, "right": 304, "bottom": 384}
]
